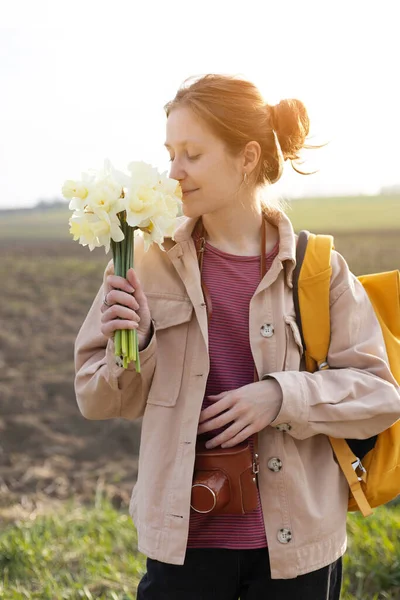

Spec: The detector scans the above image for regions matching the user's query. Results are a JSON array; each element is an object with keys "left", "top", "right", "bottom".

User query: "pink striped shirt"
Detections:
[{"left": 187, "top": 235, "right": 279, "bottom": 549}]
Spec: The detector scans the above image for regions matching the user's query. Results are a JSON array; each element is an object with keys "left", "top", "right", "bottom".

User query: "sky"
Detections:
[{"left": 1, "top": 0, "right": 400, "bottom": 209}]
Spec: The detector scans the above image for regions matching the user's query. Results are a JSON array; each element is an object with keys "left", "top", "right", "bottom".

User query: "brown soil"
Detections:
[{"left": 1, "top": 240, "right": 141, "bottom": 522}]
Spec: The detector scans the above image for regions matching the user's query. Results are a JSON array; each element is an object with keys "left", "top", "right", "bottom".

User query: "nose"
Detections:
[{"left": 168, "top": 158, "right": 186, "bottom": 182}]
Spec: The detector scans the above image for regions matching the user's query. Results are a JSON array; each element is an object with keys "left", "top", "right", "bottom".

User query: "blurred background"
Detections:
[{"left": 1, "top": 1, "right": 399, "bottom": 598}]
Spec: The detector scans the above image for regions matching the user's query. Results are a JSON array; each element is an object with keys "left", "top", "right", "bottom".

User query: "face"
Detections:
[{"left": 165, "top": 106, "right": 244, "bottom": 218}]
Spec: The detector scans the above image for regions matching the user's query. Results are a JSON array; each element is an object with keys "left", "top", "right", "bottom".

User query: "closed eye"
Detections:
[{"left": 168, "top": 154, "right": 201, "bottom": 162}]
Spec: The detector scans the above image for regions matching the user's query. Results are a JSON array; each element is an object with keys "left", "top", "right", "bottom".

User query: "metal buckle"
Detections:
[
  {"left": 352, "top": 457, "right": 367, "bottom": 482},
  {"left": 318, "top": 361, "right": 329, "bottom": 371},
  {"left": 252, "top": 453, "right": 260, "bottom": 475}
]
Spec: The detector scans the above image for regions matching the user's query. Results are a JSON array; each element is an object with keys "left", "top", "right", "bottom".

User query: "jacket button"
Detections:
[
  {"left": 277, "top": 528, "right": 292, "bottom": 544},
  {"left": 275, "top": 423, "right": 292, "bottom": 432},
  {"left": 260, "top": 323, "right": 274, "bottom": 338},
  {"left": 267, "top": 457, "right": 283, "bottom": 472}
]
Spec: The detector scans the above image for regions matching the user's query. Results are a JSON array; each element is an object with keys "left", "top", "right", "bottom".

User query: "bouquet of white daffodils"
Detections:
[{"left": 62, "top": 159, "right": 182, "bottom": 371}]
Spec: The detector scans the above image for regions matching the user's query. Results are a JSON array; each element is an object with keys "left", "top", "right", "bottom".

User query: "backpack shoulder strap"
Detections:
[
  {"left": 293, "top": 230, "right": 309, "bottom": 350},
  {"left": 293, "top": 230, "right": 334, "bottom": 373},
  {"left": 294, "top": 231, "right": 374, "bottom": 516}
]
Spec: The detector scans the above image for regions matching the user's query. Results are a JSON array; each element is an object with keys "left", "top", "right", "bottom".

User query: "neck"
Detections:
[{"left": 201, "top": 200, "right": 264, "bottom": 256}]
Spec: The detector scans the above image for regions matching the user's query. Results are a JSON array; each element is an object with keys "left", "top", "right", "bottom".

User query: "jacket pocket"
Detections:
[
  {"left": 284, "top": 315, "right": 304, "bottom": 371},
  {"left": 146, "top": 295, "right": 193, "bottom": 407}
]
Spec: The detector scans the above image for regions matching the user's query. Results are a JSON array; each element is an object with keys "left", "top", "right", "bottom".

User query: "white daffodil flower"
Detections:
[{"left": 65, "top": 157, "right": 183, "bottom": 371}]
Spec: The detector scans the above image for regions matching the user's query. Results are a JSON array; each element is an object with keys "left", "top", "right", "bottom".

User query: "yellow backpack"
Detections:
[{"left": 293, "top": 231, "right": 400, "bottom": 517}]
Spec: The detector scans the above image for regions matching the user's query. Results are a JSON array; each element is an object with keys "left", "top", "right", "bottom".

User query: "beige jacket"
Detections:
[{"left": 74, "top": 210, "right": 400, "bottom": 579}]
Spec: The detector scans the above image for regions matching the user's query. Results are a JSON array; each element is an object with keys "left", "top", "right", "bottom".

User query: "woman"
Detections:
[{"left": 74, "top": 74, "right": 400, "bottom": 599}]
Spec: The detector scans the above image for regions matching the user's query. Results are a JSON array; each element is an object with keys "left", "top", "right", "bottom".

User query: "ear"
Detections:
[{"left": 243, "top": 141, "right": 261, "bottom": 172}]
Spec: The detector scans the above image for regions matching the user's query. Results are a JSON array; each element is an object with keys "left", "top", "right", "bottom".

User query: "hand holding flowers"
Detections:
[
  {"left": 100, "top": 267, "right": 153, "bottom": 352},
  {"left": 63, "top": 159, "right": 182, "bottom": 371}
]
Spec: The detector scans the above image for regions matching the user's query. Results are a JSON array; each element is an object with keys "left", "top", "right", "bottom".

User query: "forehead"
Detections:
[{"left": 164, "top": 106, "right": 214, "bottom": 148}]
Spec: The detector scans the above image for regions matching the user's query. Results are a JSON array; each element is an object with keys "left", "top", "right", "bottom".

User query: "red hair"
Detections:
[{"left": 164, "top": 74, "right": 316, "bottom": 187}]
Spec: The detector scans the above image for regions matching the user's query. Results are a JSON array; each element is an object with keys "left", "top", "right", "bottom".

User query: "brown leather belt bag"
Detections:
[
  {"left": 191, "top": 439, "right": 259, "bottom": 515},
  {"left": 190, "top": 217, "right": 267, "bottom": 516}
]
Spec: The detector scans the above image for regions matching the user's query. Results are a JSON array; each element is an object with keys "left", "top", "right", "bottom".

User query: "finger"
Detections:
[
  {"left": 100, "top": 292, "right": 139, "bottom": 316},
  {"left": 127, "top": 268, "right": 147, "bottom": 306},
  {"left": 220, "top": 425, "right": 254, "bottom": 449},
  {"left": 102, "top": 319, "right": 139, "bottom": 338},
  {"left": 106, "top": 274, "right": 135, "bottom": 294},
  {"left": 205, "top": 422, "right": 248, "bottom": 449},
  {"left": 197, "top": 409, "right": 236, "bottom": 434},
  {"left": 105, "top": 290, "right": 140, "bottom": 311},
  {"left": 198, "top": 394, "right": 234, "bottom": 423},
  {"left": 207, "top": 391, "right": 229, "bottom": 400},
  {"left": 101, "top": 305, "right": 141, "bottom": 324},
  {"left": 126, "top": 267, "right": 139, "bottom": 287}
]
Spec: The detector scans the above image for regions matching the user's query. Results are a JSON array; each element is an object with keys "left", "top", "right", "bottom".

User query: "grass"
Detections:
[
  {"left": 0, "top": 499, "right": 399, "bottom": 599},
  {"left": 0, "top": 208, "right": 71, "bottom": 240},
  {"left": 343, "top": 503, "right": 400, "bottom": 599},
  {"left": 0, "top": 195, "right": 399, "bottom": 241},
  {"left": 0, "top": 499, "right": 143, "bottom": 600},
  {"left": 286, "top": 194, "right": 400, "bottom": 232}
]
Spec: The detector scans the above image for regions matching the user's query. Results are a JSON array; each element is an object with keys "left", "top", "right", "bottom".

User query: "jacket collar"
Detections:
[{"left": 170, "top": 208, "right": 297, "bottom": 288}]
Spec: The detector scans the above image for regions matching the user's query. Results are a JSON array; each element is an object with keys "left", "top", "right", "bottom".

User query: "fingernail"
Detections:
[
  {"left": 127, "top": 286, "right": 135, "bottom": 293},
  {"left": 205, "top": 442, "right": 213, "bottom": 449}
]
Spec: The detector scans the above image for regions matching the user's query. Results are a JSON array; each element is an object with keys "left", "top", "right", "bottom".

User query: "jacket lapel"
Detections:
[
  {"left": 166, "top": 232, "right": 209, "bottom": 350},
  {"left": 162, "top": 210, "right": 297, "bottom": 350}
]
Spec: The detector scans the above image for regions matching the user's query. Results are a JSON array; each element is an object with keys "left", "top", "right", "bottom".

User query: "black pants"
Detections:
[{"left": 136, "top": 547, "right": 343, "bottom": 599}]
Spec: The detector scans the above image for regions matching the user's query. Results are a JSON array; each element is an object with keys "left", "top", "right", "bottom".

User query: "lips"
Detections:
[{"left": 182, "top": 188, "right": 199, "bottom": 195}]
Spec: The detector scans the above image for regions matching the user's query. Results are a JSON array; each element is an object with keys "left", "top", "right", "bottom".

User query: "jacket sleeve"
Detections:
[
  {"left": 74, "top": 258, "right": 157, "bottom": 421},
  {"left": 265, "top": 251, "right": 400, "bottom": 440}
]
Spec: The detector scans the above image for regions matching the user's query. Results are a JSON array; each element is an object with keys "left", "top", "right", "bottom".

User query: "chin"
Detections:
[{"left": 181, "top": 201, "right": 203, "bottom": 219}]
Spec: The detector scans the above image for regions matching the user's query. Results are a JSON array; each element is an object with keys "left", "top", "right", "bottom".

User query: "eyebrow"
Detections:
[{"left": 164, "top": 140, "right": 201, "bottom": 148}]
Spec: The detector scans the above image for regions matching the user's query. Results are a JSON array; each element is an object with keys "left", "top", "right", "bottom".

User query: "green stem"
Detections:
[
  {"left": 112, "top": 219, "right": 141, "bottom": 370},
  {"left": 115, "top": 234, "right": 122, "bottom": 276},
  {"left": 135, "top": 332, "right": 141, "bottom": 373},
  {"left": 122, "top": 220, "right": 127, "bottom": 277},
  {"left": 113, "top": 220, "right": 125, "bottom": 358},
  {"left": 124, "top": 224, "right": 132, "bottom": 365},
  {"left": 115, "top": 330, "right": 122, "bottom": 357},
  {"left": 126, "top": 222, "right": 132, "bottom": 275},
  {"left": 121, "top": 222, "right": 128, "bottom": 368},
  {"left": 112, "top": 238, "right": 120, "bottom": 356},
  {"left": 128, "top": 328, "right": 135, "bottom": 362},
  {"left": 121, "top": 329, "right": 128, "bottom": 356},
  {"left": 131, "top": 227, "right": 141, "bottom": 373}
]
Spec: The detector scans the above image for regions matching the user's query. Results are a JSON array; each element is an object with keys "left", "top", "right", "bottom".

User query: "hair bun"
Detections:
[{"left": 269, "top": 99, "right": 310, "bottom": 161}]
